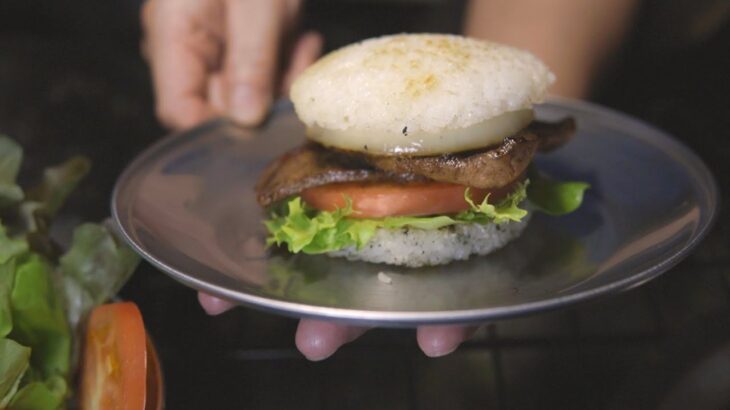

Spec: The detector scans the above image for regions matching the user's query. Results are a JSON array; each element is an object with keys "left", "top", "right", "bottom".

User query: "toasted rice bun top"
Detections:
[{"left": 290, "top": 33, "right": 554, "bottom": 155}]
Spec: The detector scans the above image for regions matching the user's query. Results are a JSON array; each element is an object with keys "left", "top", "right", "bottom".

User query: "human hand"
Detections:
[
  {"left": 198, "top": 292, "right": 479, "bottom": 360},
  {"left": 141, "top": 0, "right": 322, "bottom": 129}
]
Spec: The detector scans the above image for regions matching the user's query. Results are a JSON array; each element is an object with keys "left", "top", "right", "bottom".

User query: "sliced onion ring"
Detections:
[{"left": 305, "top": 109, "right": 534, "bottom": 156}]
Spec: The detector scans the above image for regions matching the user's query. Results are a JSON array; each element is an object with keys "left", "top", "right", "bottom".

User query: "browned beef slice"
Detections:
[
  {"left": 532, "top": 117, "right": 576, "bottom": 152},
  {"left": 256, "top": 118, "right": 575, "bottom": 205},
  {"left": 362, "top": 118, "right": 574, "bottom": 189},
  {"left": 255, "top": 143, "right": 425, "bottom": 206}
]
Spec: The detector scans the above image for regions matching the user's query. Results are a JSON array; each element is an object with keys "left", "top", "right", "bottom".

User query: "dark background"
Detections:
[{"left": 1, "top": 1, "right": 729, "bottom": 408}]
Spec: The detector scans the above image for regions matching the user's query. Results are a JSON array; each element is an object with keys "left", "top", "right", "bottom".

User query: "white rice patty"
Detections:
[{"left": 329, "top": 211, "right": 531, "bottom": 267}]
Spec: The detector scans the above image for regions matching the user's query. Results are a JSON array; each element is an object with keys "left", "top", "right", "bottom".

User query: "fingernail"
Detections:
[
  {"left": 303, "top": 348, "right": 334, "bottom": 361},
  {"left": 230, "top": 84, "right": 268, "bottom": 125},
  {"left": 422, "top": 341, "right": 458, "bottom": 358}
]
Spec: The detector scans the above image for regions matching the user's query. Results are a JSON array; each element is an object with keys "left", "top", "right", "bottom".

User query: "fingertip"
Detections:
[
  {"left": 156, "top": 98, "right": 213, "bottom": 130},
  {"left": 295, "top": 320, "right": 369, "bottom": 361},
  {"left": 299, "top": 30, "right": 324, "bottom": 57},
  {"left": 223, "top": 0, "right": 282, "bottom": 126},
  {"left": 197, "top": 292, "right": 235, "bottom": 316},
  {"left": 228, "top": 84, "right": 272, "bottom": 126},
  {"left": 417, "top": 325, "right": 478, "bottom": 358},
  {"left": 417, "top": 332, "right": 458, "bottom": 358},
  {"left": 295, "top": 320, "right": 342, "bottom": 361}
]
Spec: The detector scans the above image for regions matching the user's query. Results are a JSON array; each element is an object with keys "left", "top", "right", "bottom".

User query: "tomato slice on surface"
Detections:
[
  {"left": 80, "top": 302, "right": 147, "bottom": 410},
  {"left": 301, "top": 181, "right": 515, "bottom": 218}
]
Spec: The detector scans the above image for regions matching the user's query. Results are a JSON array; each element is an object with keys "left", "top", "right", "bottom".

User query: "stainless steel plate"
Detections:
[{"left": 112, "top": 99, "right": 718, "bottom": 326}]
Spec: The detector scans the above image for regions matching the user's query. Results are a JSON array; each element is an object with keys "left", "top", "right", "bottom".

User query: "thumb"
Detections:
[{"left": 224, "top": 0, "right": 286, "bottom": 125}]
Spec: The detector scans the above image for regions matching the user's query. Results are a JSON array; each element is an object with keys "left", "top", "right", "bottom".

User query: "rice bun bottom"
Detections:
[{"left": 328, "top": 212, "right": 531, "bottom": 267}]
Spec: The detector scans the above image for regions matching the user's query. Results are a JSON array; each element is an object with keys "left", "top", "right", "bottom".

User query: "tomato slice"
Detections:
[
  {"left": 80, "top": 302, "right": 147, "bottom": 410},
  {"left": 301, "top": 181, "right": 515, "bottom": 218}
]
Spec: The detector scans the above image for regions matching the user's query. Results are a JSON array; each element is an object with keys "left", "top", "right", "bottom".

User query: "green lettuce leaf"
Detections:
[
  {"left": 1, "top": 225, "right": 29, "bottom": 338},
  {"left": 458, "top": 182, "right": 529, "bottom": 224},
  {"left": 527, "top": 170, "right": 590, "bottom": 216},
  {"left": 7, "top": 376, "right": 66, "bottom": 410},
  {"left": 25, "top": 156, "right": 91, "bottom": 218},
  {"left": 0, "top": 136, "right": 24, "bottom": 208},
  {"left": 0, "top": 225, "right": 28, "bottom": 266},
  {"left": 9, "top": 254, "right": 71, "bottom": 380},
  {"left": 20, "top": 156, "right": 91, "bottom": 234},
  {"left": 0, "top": 338, "right": 31, "bottom": 408},
  {"left": 60, "top": 223, "right": 141, "bottom": 329},
  {"left": 0, "top": 135, "right": 140, "bottom": 409},
  {"left": 1, "top": 259, "right": 19, "bottom": 338},
  {"left": 265, "top": 182, "right": 531, "bottom": 254}
]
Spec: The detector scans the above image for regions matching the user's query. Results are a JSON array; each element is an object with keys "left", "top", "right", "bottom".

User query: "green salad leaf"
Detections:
[
  {"left": 459, "top": 183, "right": 529, "bottom": 224},
  {"left": 0, "top": 338, "right": 31, "bottom": 407},
  {"left": 0, "top": 135, "right": 140, "bottom": 409},
  {"left": 1, "top": 258, "right": 19, "bottom": 338},
  {"left": 7, "top": 376, "right": 66, "bottom": 410},
  {"left": 527, "top": 169, "right": 590, "bottom": 216},
  {"left": 0, "top": 226, "right": 28, "bottom": 266},
  {"left": 1, "top": 223, "right": 28, "bottom": 338},
  {"left": 0, "top": 136, "right": 24, "bottom": 208},
  {"left": 20, "top": 156, "right": 91, "bottom": 234},
  {"left": 60, "top": 223, "right": 141, "bottom": 333},
  {"left": 9, "top": 254, "right": 71, "bottom": 380},
  {"left": 0, "top": 247, "right": 73, "bottom": 410},
  {"left": 26, "top": 156, "right": 91, "bottom": 217},
  {"left": 266, "top": 181, "right": 532, "bottom": 254}
]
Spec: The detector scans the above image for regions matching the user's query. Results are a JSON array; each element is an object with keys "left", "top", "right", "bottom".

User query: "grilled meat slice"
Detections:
[
  {"left": 532, "top": 118, "right": 576, "bottom": 152},
  {"left": 362, "top": 132, "right": 536, "bottom": 190},
  {"left": 362, "top": 118, "right": 575, "bottom": 189},
  {"left": 255, "top": 143, "right": 426, "bottom": 206},
  {"left": 256, "top": 118, "right": 575, "bottom": 205}
]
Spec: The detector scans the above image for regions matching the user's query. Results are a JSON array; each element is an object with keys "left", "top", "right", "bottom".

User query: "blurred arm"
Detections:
[{"left": 464, "top": 0, "right": 638, "bottom": 98}]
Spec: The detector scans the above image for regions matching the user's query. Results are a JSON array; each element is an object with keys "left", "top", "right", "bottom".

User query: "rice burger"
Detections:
[{"left": 256, "top": 34, "right": 588, "bottom": 267}]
